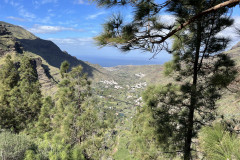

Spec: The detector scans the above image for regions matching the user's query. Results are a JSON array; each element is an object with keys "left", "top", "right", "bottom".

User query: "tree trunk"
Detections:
[{"left": 183, "top": 21, "right": 202, "bottom": 160}]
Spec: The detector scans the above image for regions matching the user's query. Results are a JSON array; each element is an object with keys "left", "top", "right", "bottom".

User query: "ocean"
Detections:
[{"left": 77, "top": 55, "right": 171, "bottom": 67}]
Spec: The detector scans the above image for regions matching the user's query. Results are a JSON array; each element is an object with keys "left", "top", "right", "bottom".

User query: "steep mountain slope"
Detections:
[
  {"left": 0, "top": 21, "right": 106, "bottom": 78},
  {"left": 0, "top": 21, "right": 116, "bottom": 95}
]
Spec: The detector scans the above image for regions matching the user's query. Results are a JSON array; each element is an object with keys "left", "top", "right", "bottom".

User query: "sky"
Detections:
[{"left": 0, "top": 0, "right": 239, "bottom": 67}]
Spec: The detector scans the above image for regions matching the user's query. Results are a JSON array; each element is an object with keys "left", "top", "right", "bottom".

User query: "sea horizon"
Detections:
[{"left": 76, "top": 55, "right": 172, "bottom": 67}]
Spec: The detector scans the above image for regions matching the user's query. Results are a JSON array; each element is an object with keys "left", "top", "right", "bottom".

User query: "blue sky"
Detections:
[{"left": 0, "top": 0, "right": 239, "bottom": 66}]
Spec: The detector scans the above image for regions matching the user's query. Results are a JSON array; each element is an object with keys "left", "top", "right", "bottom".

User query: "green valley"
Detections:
[{"left": 1, "top": 1, "right": 240, "bottom": 158}]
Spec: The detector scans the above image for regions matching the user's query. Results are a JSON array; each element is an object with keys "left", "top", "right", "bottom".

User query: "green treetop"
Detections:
[
  {"left": 0, "top": 55, "right": 19, "bottom": 131},
  {"left": 31, "top": 64, "right": 108, "bottom": 159},
  {"left": 60, "top": 60, "right": 70, "bottom": 78}
]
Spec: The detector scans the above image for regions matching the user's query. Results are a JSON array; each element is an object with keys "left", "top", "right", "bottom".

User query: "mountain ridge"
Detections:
[
  {"left": 1, "top": 20, "right": 240, "bottom": 96},
  {"left": 0, "top": 21, "right": 104, "bottom": 78}
]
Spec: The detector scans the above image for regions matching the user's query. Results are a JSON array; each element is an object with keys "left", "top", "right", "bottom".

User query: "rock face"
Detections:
[
  {"left": 0, "top": 24, "right": 23, "bottom": 56},
  {"left": 0, "top": 25, "right": 12, "bottom": 56},
  {"left": 31, "top": 58, "right": 57, "bottom": 91},
  {"left": 14, "top": 58, "right": 57, "bottom": 92},
  {"left": 0, "top": 24, "right": 11, "bottom": 36}
]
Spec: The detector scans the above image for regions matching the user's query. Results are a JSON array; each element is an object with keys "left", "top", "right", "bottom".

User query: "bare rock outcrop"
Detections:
[{"left": 31, "top": 58, "right": 57, "bottom": 90}]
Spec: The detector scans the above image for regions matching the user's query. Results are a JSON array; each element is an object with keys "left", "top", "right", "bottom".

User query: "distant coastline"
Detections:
[{"left": 77, "top": 55, "right": 171, "bottom": 67}]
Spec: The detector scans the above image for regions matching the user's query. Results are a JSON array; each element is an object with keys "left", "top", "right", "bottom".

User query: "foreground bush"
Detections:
[
  {"left": 199, "top": 123, "right": 240, "bottom": 160},
  {"left": 0, "top": 131, "right": 33, "bottom": 160}
]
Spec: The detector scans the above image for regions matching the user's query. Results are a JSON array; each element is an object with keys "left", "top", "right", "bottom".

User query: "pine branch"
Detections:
[
  {"left": 129, "top": 0, "right": 240, "bottom": 45},
  {"left": 158, "top": 0, "right": 239, "bottom": 43}
]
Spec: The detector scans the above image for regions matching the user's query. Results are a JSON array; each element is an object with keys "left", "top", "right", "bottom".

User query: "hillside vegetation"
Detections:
[{"left": 0, "top": 19, "right": 240, "bottom": 160}]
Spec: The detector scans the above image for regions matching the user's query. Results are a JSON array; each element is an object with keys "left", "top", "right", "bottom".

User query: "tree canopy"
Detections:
[{"left": 94, "top": 0, "right": 240, "bottom": 56}]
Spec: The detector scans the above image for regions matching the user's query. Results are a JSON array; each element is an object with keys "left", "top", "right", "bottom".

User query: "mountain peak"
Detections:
[
  {"left": 0, "top": 21, "right": 37, "bottom": 40},
  {"left": 0, "top": 21, "right": 100, "bottom": 78}
]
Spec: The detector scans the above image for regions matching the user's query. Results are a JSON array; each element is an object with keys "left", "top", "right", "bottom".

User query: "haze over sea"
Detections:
[
  {"left": 78, "top": 54, "right": 171, "bottom": 67},
  {"left": 58, "top": 42, "right": 173, "bottom": 67}
]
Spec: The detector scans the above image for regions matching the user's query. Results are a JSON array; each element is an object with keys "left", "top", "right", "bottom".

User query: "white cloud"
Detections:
[
  {"left": 7, "top": 16, "right": 26, "bottom": 22},
  {"left": 6, "top": 0, "right": 36, "bottom": 20},
  {"left": 217, "top": 16, "right": 240, "bottom": 45},
  {"left": 28, "top": 25, "right": 83, "bottom": 34},
  {"left": 41, "top": 0, "right": 58, "bottom": 4},
  {"left": 33, "top": 0, "right": 58, "bottom": 8},
  {"left": 158, "top": 15, "right": 239, "bottom": 48},
  {"left": 35, "top": 11, "right": 56, "bottom": 24},
  {"left": 57, "top": 21, "right": 80, "bottom": 28},
  {"left": 9, "top": 1, "right": 20, "bottom": 7},
  {"left": 74, "top": 0, "right": 89, "bottom": 5},
  {"left": 86, "top": 12, "right": 106, "bottom": 20},
  {"left": 18, "top": 6, "right": 36, "bottom": 19},
  {"left": 47, "top": 37, "right": 93, "bottom": 46},
  {"left": 160, "top": 15, "right": 176, "bottom": 25},
  {"left": 218, "top": 27, "right": 237, "bottom": 39},
  {"left": 36, "top": 16, "right": 53, "bottom": 24},
  {"left": 74, "top": 0, "right": 85, "bottom": 4},
  {"left": 32, "top": 0, "right": 58, "bottom": 9},
  {"left": 64, "top": 9, "right": 76, "bottom": 15},
  {"left": 233, "top": 16, "right": 240, "bottom": 29}
]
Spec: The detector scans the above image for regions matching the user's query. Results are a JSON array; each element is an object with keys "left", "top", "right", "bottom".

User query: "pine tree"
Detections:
[
  {"left": 60, "top": 60, "right": 70, "bottom": 78},
  {"left": 37, "top": 64, "right": 105, "bottom": 159},
  {"left": 0, "top": 56, "right": 42, "bottom": 132},
  {"left": 93, "top": 0, "right": 237, "bottom": 159},
  {"left": 32, "top": 96, "right": 54, "bottom": 137},
  {"left": 0, "top": 55, "right": 19, "bottom": 130},
  {"left": 0, "top": 55, "right": 19, "bottom": 89},
  {"left": 52, "top": 66, "right": 101, "bottom": 159},
  {"left": 164, "top": 1, "right": 236, "bottom": 158},
  {"left": 93, "top": 0, "right": 239, "bottom": 51},
  {"left": 129, "top": 97, "right": 166, "bottom": 159},
  {"left": 14, "top": 56, "right": 42, "bottom": 132}
]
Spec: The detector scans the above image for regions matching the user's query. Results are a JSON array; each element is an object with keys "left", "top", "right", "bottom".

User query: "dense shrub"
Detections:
[
  {"left": 199, "top": 123, "right": 240, "bottom": 160},
  {"left": 0, "top": 131, "right": 33, "bottom": 160}
]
